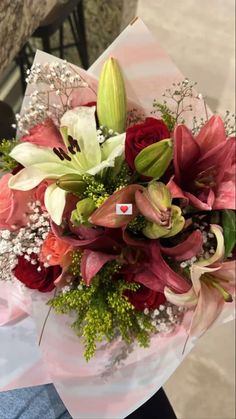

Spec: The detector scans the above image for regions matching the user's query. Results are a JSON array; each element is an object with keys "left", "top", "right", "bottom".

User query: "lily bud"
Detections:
[
  {"left": 143, "top": 205, "right": 185, "bottom": 239},
  {"left": 71, "top": 198, "right": 96, "bottom": 227},
  {"left": 147, "top": 181, "right": 171, "bottom": 211},
  {"left": 97, "top": 57, "right": 127, "bottom": 133},
  {"left": 134, "top": 139, "right": 173, "bottom": 178},
  {"left": 136, "top": 181, "right": 185, "bottom": 239},
  {"left": 56, "top": 174, "right": 86, "bottom": 194}
]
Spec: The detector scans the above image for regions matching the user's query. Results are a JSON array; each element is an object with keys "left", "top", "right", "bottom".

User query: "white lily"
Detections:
[{"left": 8, "top": 106, "right": 125, "bottom": 225}]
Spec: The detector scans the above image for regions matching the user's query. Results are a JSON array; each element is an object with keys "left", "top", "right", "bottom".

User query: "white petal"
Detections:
[
  {"left": 88, "top": 143, "right": 125, "bottom": 175},
  {"left": 196, "top": 224, "right": 225, "bottom": 267},
  {"left": 190, "top": 264, "right": 220, "bottom": 295},
  {"left": 8, "top": 163, "right": 78, "bottom": 191},
  {"left": 164, "top": 286, "right": 198, "bottom": 307},
  {"left": 9, "top": 142, "right": 59, "bottom": 167},
  {"left": 101, "top": 133, "right": 125, "bottom": 160},
  {"left": 61, "top": 106, "right": 101, "bottom": 169},
  {"left": 45, "top": 183, "right": 67, "bottom": 225}
]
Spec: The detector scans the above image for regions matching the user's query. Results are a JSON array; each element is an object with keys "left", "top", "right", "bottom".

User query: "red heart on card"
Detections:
[{"left": 120, "top": 205, "right": 128, "bottom": 213}]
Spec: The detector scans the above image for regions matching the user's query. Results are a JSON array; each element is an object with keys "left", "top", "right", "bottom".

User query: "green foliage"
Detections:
[
  {"left": 0, "top": 139, "right": 19, "bottom": 172},
  {"left": 127, "top": 215, "right": 147, "bottom": 234},
  {"left": 222, "top": 210, "right": 236, "bottom": 258},
  {"left": 49, "top": 261, "right": 155, "bottom": 361},
  {"left": 152, "top": 102, "right": 176, "bottom": 132}
]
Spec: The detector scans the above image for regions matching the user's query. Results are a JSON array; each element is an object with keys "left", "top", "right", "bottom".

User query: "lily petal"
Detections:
[
  {"left": 135, "top": 189, "right": 163, "bottom": 225},
  {"left": 189, "top": 282, "right": 224, "bottom": 337},
  {"left": 88, "top": 138, "right": 125, "bottom": 175},
  {"left": 173, "top": 124, "right": 200, "bottom": 184},
  {"left": 9, "top": 142, "right": 60, "bottom": 167},
  {"left": 45, "top": 183, "right": 67, "bottom": 225},
  {"left": 8, "top": 163, "right": 77, "bottom": 191},
  {"left": 213, "top": 180, "right": 236, "bottom": 210},
  {"left": 184, "top": 191, "right": 213, "bottom": 210},
  {"left": 164, "top": 286, "right": 197, "bottom": 307},
  {"left": 196, "top": 115, "right": 226, "bottom": 153},
  {"left": 196, "top": 224, "right": 225, "bottom": 267},
  {"left": 161, "top": 230, "right": 203, "bottom": 261},
  {"left": 81, "top": 250, "right": 117, "bottom": 286},
  {"left": 101, "top": 133, "right": 125, "bottom": 159},
  {"left": 61, "top": 106, "right": 101, "bottom": 169}
]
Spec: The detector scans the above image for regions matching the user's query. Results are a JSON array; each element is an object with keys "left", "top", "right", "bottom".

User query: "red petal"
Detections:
[
  {"left": 133, "top": 243, "right": 190, "bottom": 293},
  {"left": 173, "top": 125, "right": 200, "bottom": 184},
  {"left": 160, "top": 230, "right": 203, "bottom": 261},
  {"left": 89, "top": 184, "right": 144, "bottom": 228},
  {"left": 196, "top": 115, "right": 226, "bottom": 153},
  {"left": 81, "top": 250, "right": 117, "bottom": 286}
]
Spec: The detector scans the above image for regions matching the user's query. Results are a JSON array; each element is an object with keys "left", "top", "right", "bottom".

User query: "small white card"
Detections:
[{"left": 116, "top": 204, "right": 133, "bottom": 215}]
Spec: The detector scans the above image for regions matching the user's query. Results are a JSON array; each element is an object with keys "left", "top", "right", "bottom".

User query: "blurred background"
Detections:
[{"left": 0, "top": 1, "right": 235, "bottom": 418}]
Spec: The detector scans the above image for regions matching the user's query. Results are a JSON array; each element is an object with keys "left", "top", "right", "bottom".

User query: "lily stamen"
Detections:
[{"left": 211, "top": 280, "right": 233, "bottom": 302}]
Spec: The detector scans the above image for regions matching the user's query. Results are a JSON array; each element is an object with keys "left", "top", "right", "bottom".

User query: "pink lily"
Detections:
[
  {"left": 169, "top": 115, "right": 235, "bottom": 210},
  {"left": 164, "top": 224, "right": 235, "bottom": 337}
]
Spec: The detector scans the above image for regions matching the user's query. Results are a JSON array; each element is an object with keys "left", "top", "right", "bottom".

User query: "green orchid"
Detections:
[{"left": 8, "top": 106, "right": 125, "bottom": 225}]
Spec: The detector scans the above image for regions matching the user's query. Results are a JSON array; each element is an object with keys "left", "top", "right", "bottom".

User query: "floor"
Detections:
[{"left": 136, "top": 1, "right": 235, "bottom": 418}]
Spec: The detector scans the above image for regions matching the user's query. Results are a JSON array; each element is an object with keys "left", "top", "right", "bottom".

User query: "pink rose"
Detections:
[
  {"left": 0, "top": 174, "right": 33, "bottom": 230},
  {"left": 40, "top": 231, "right": 72, "bottom": 266},
  {"left": 20, "top": 118, "right": 64, "bottom": 149}
]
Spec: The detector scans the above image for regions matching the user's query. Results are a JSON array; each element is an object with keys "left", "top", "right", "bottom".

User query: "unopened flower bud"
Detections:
[
  {"left": 97, "top": 57, "right": 127, "bottom": 133},
  {"left": 71, "top": 198, "right": 96, "bottom": 227},
  {"left": 134, "top": 139, "right": 173, "bottom": 178},
  {"left": 56, "top": 174, "right": 86, "bottom": 194}
]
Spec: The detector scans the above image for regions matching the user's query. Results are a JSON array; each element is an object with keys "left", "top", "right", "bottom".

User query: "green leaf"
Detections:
[{"left": 222, "top": 210, "right": 236, "bottom": 258}]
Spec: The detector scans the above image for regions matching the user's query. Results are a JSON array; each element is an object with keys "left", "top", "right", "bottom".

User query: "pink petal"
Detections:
[
  {"left": 189, "top": 282, "right": 224, "bottom": 337},
  {"left": 134, "top": 270, "right": 164, "bottom": 292},
  {"left": 195, "top": 137, "right": 235, "bottom": 185},
  {"left": 184, "top": 191, "right": 213, "bottom": 210},
  {"left": 20, "top": 118, "right": 64, "bottom": 149},
  {"left": 196, "top": 115, "right": 226, "bottom": 153},
  {"left": 167, "top": 177, "right": 189, "bottom": 205},
  {"left": 81, "top": 250, "right": 117, "bottom": 286},
  {"left": 149, "top": 243, "right": 190, "bottom": 293},
  {"left": 135, "top": 190, "right": 162, "bottom": 224},
  {"left": 89, "top": 185, "right": 144, "bottom": 228},
  {"left": 173, "top": 124, "right": 200, "bottom": 184},
  {"left": 160, "top": 230, "right": 203, "bottom": 261},
  {"left": 213, "top": 180, "right": 236, "bottom": 210}
]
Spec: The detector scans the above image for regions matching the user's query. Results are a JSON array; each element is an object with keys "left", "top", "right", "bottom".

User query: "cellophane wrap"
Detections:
[{"left": 0, "top": 19, "right": 235, "bottom": 419}]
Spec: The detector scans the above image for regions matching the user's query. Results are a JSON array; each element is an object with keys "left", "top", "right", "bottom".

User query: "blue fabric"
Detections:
[{"left": 0, "top": 384, "right": 72, "bottom": 419}]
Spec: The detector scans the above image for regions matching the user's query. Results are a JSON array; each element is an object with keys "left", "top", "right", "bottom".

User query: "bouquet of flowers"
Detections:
[{"left": 0, "top": 19, "right": 235, "bottom": 419}]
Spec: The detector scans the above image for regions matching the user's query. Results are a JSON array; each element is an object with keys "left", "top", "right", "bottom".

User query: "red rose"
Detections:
[
  {"left": 125, "top": 117, "right": 170, "bottom": 170},
  {"left": 14, "top": 255, "right": 61, "bottom": 293},
  {"left": 125, "top": 283, "right": 166, "bottom": 311}
]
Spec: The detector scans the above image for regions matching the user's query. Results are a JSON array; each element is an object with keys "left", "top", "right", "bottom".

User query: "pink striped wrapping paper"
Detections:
[{"left": 0, "top": 18, "right": 235, "bottom": 418}]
